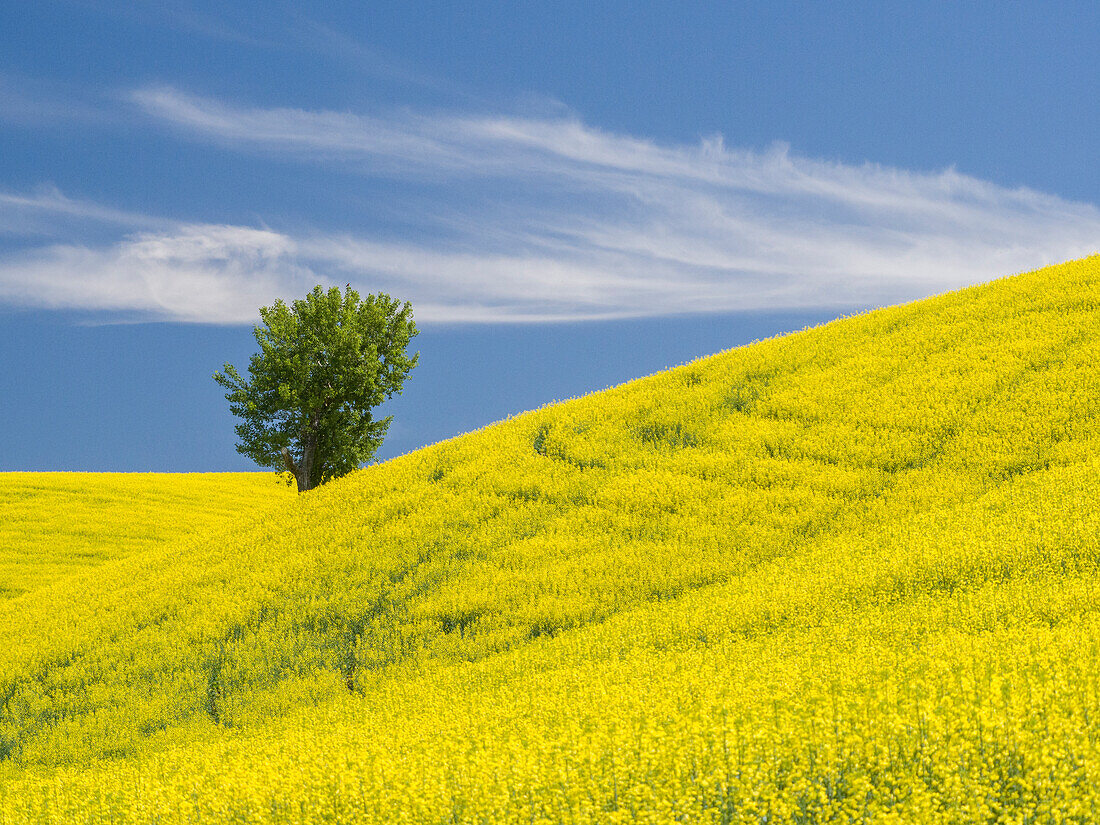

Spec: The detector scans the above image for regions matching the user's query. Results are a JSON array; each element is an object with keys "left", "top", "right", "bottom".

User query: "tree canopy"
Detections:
[{"left": 214, "top": 285, "right": 418, "bottom": 493}]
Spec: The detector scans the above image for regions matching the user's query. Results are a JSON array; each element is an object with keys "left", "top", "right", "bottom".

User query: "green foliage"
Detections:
[{"left": 214, "top": 286, "right": 418, "bottom": 492}]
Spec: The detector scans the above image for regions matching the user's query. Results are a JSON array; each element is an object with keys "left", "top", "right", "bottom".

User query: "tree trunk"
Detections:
[
  {"left": 298, "top": 426, "right": 319, "bottom": 493},
  {"left": 297, "top": 442, "right": 314, "bottom": 493},
  {"left": 280, "top": 447, "right": 298, "bottom": 478},
  {"left": 282, "top": 416, "right": 320, "bottom": 494},
  {"left": 281, "top": 445, "right": 313, "bottom": 494}
]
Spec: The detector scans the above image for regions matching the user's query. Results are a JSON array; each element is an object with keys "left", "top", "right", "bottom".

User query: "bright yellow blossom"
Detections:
[{"left": 3, "top": 256, "right": 1100, "bottom": 822}]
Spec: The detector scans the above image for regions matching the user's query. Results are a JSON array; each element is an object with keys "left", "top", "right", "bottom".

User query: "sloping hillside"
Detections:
[
  {"left": 0, "top": 473, "right": 292, "bottom": 599},
  {"left": 3, "top": 256, "right": 1100, "bottom": 822}
]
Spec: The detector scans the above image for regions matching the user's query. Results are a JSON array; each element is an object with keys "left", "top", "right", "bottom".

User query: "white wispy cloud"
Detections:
[
  {"left": 0, "top": 74, "right": 112, "bottom": 127},
  {"left": 1, "top": 87, "right": 1098, "bottom": 324},
  {"left": 0, "top": 186, "right": 169, "bottom": 234},
  {"left": 0, "top": 225, "right": 317, "bottom": 323}
]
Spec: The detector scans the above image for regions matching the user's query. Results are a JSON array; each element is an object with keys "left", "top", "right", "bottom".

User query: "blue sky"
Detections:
[{"left": 2, "top": 1, "right": 1099, "bottom": 470}]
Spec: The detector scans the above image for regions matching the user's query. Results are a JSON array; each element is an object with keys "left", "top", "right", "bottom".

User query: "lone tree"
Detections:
[{"left": 215, "top": 285, "right": 418, "bottom": 493}]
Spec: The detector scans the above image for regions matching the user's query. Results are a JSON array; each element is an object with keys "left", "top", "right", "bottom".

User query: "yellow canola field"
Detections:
[
  {"left": 3, "top": 256, "right": 1100, "bottom": 822},
  {"left": 0, "top": 473, "right": 293, "bottom": 599}
]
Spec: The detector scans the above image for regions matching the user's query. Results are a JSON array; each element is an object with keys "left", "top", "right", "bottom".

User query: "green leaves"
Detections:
[{"left": 214, "top": 285, "right": 418, "bottom": 492}]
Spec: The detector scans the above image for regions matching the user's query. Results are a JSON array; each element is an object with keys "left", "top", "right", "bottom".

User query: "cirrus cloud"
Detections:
[{"left": 0, "top": 87, "right": 1097, "bottom": 324}]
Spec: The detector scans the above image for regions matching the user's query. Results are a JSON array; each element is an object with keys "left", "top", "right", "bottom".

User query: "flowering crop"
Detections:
[
  {"left": 0, "top": 472, "right": 292, "bottom": 600},
  {"left": 1, "top": 256, "right": 1100, "bottom": 822}
]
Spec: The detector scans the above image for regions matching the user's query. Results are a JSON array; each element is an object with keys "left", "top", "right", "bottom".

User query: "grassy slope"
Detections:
[
  {"left": 0, "top": 473, "right": 293, "bottom": 599},
  {"left": 3, "top": 256, "right": 1100, "bottom": 821}
]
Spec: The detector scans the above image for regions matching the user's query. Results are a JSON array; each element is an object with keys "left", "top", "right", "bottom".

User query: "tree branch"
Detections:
[{"left": 280, "top": 447, "right": 299, "bottom": 477}]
